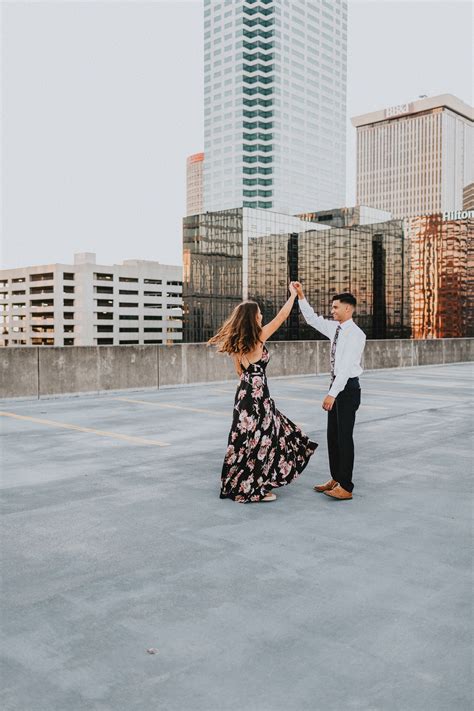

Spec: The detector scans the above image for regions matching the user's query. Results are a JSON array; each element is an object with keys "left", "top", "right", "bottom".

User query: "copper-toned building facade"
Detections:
[{"left": 408, "top": 214, "right": 473, "bottom": 338}]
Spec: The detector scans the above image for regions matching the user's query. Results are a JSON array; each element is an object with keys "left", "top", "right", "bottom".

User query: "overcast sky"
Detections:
[{"left": 1, "top": 0, "right": 472, "bottom": 269}]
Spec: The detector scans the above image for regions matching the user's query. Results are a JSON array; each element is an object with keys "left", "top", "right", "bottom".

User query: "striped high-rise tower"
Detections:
[{"left": 202, "top": 0, "right": 347, "bottom": 214}]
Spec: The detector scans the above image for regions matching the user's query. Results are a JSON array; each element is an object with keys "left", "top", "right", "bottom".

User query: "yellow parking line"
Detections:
[
  {"left": 0, "top": 411, "right": 170, "bottom": 447},
  {"left": 114, "top": 397, "right": 229, "bottom": 417}
]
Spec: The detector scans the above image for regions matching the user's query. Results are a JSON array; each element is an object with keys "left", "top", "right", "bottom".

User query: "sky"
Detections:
[{"left": 1, "top": 0, "right": 473, "bottom": 270}]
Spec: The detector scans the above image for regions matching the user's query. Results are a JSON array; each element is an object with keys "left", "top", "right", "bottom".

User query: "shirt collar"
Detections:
[{"left": 338, "top": 318, "right": 354, "bottom": 331}]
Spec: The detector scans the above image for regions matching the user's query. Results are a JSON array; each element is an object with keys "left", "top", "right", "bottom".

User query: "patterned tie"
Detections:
[{"left": 330, "top": 325, "right": 342, "bottom": 382}]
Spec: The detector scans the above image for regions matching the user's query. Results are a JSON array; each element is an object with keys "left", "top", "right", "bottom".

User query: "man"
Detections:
[{"left": 291, "top": 282, "right": 366, "bottom": 500}]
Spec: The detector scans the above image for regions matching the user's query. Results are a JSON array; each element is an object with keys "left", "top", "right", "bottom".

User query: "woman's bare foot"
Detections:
[{"left": 262, "top": 493, "right": 277, "bottom": 502}]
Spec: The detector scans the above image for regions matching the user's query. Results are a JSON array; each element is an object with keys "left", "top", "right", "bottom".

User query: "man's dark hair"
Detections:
[{"left": 332, "top": 292, "right": 357, "bottom": 307}]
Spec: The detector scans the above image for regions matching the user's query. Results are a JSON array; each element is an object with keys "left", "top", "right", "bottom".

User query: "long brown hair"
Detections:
[{"left": 208, "top": 301, "right": 262, "bottom": 355}]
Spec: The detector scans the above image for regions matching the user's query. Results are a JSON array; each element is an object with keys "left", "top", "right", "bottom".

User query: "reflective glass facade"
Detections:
[
  {"left": 183, "top": 209, "right": 244, "bottom": 343},
  {"left": 183, "top": 208, "right": 473, "bottom": 343},
  {"left": 249, "top": 220, "right": 409, "bottom": 340},
  {"left": 408, "top": 214, "right": 473, "bottom": 338}
]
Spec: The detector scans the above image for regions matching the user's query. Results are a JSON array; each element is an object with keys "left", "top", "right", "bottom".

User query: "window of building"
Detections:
[
  {"left": 97, "top": 325, "right": 114, "bottom": 332},
  {"left": 64, "top": 338, "right": 74, "bottom": 346},
  {"left": 118, "top": 276, "right": 138, "bottom": 283},
  {"left": 144, "top": 291, "right": 162, "bottom": 297},
  {"left": 96, "top": 312, "right": 113, "bottom": 320},
  {"left": 96, "top": 299, "right": 113, "bottom": 307},
  {"left": 94, "top": 273, "right": 113, "bottom": 281},
  {"left": 63, "top": 312, "right": 74, "bottom": 319},
  {"left": 119, "top": 302, "right": 138, "bottom": 308},
  {"left": 144, "top": 315, "right": 162, "bottom": 321},
  {"left": 119, "top": 340, "right": 139, "bottom": 345},
  {"left": 63, "top": 272, "right": 75, "bottom": 280},
  {"left": 119, "top": 328, "right": 139, "bottom": 333},
  {"left": 144, "top": 303, "right": 162, "bottom": 309},
  {"left": 119, "top": 315, "right": 138, "bottom": 320},
  {"left": 31, "top": 299, "right": 53, "bottom": 307},
  {"left": 30, "top": 272, "right": 53, "bottom": 282},
  {"left": 63, "top": 299, "right": 74, "bottom": 307},
  {"left": 64, "top": 325, "right": 74, "bottom": 333},
  {"left": 12, "top": 277, "right": 25, "bottom": 284},
  {"left": 95, "top": 286, "right": 114, "bottom": 294},
  {"left": 144, "top": 279, "right": 162, "bottom": 285},
  {"left": 119, "top": 289, "right": 138, "bottom": 295},
  {"left": 30, "top": 285, "right": 54, "bottom": 294},
  {"left": 97, "top": 338, "right": 114, "bottom": 345},
  {"left": 31, "top": 337, "right": 54, "bottom": 345},
  {"left": 31, "top": 326, "right": 54, "bottom": 333}
]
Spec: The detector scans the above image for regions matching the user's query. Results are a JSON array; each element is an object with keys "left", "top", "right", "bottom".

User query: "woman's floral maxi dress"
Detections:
[{"left": 220, "top": 346, "right": 318, "bottom": 503}]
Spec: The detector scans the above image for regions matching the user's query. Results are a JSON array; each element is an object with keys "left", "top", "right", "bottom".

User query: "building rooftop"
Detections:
[
  {"left": 1, "top": 362, "right": 472, "bottom": 710},
  {"left": 351, "top": 93, "right": 474, "bottom": 127},
  {"left": 1, "top": 253, "right": 181, "bottom": 272}
]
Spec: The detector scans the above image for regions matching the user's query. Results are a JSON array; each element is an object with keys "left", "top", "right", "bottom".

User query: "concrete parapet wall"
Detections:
[
  {"left": 37, "top": 346, "right": 159, "bottom": 397},
  {"left": 1, "top": 338, "right": 472, "bottom": 400}
]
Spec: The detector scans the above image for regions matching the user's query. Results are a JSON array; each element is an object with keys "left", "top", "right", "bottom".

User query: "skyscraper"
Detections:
[
  {"left": 186, "top": 152, "right": 204, "bottom": 216},
  {"left": 203, "top": 0, "right": 347, "bottom": 215},
  {"left": 352, "top": 94, "right": 474, "bottom": 219}
]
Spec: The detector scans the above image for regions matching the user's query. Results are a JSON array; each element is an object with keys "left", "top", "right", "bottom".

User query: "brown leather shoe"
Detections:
[
  {"left": 324, "top": 484, "right": 353, "bottom": 500},
  {"left": 314, "top": 479, "right": 338, "bottom": 493}
]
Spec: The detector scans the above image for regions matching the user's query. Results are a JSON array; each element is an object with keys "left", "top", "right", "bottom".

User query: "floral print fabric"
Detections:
[{"left": 220, "top": 347, "right": 318, "bottom": 503}]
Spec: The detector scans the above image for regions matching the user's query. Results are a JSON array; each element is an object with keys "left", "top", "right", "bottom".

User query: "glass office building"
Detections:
[
  {"left": 183, "top": 209, "right": 244, "bottom": 344},
  {"left": 183, "top": 207, "right": 322, "bottom": 342},
  {"left": 183, "top": 207, "right": 410, "bottom": 342},
  {"left": 184, "top": 207, "right": 473, "bottom": 343},
  {"left": 249, "top": 219, "right": 409, "bottom": 340},
  {"left": 203, "top": 0, "right": 347, "bottom": 215}
]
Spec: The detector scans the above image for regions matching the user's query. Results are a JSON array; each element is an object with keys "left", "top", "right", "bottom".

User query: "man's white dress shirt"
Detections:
[{"left": 298, "top": 298, "right": 366, "bottom": 398}]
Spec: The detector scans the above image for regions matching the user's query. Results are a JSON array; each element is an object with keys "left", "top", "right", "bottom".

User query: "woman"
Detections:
[{"left": 208, "top": 283, "right": 318, "bottom": 503}]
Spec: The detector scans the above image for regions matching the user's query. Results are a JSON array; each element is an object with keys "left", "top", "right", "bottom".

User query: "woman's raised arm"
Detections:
[{"left": 260, "top": 283, "right": 297, "bottom": 342}]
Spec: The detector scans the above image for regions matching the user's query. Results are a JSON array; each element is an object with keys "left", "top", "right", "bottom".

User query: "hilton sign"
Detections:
[{"left": 443, "top": 210, "right": 474, "bottom": 220}]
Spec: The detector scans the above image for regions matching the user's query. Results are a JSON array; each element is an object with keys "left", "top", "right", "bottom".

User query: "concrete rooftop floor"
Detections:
[{"left": 1, "top": 362, "right": 473, "bottom": 711}]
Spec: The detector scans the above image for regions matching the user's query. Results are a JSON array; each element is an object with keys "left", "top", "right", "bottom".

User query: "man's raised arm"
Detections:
[{"left": 292, "top": 282, "right": 337, "bottom": 340}]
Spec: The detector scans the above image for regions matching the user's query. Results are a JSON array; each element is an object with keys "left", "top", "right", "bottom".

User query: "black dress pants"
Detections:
[{"left": 327, "top": 377, "right": 361, "bottom": 493}]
